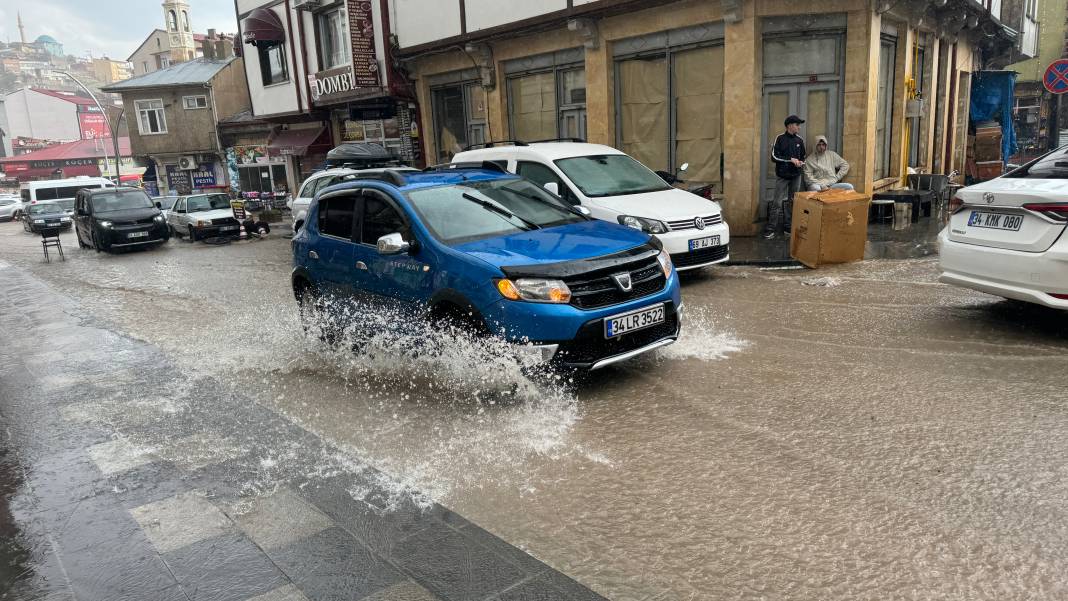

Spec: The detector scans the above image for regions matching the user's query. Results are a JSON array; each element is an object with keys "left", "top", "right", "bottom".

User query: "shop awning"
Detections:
[
  {"left": 242, "top": 8, "right": 285, "bottom": 47},
  {"left": 267, "top": 127, "right": 329, "bottom": 157}
]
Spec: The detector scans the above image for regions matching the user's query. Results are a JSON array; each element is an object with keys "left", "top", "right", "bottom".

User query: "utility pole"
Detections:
[{"left": 59, "top": 71, "right": 124, "bottom": 185}]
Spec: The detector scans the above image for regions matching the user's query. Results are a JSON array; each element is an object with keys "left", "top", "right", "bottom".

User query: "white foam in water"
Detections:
[
  {"left": 657, "top": 305, "right": 748, "bottom": 362},
  {"left": 180, "top": 297, "right": 584, "bottom": 504}
]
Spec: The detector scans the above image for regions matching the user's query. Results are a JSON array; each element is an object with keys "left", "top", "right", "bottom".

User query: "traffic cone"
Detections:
[{"left": 239, "top": 223, "right": 247, "bottom": 240}]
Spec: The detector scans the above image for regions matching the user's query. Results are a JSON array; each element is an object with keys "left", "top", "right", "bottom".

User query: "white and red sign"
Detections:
[{"left": 79, "top": 113, "right": 111, "bottom": 140}]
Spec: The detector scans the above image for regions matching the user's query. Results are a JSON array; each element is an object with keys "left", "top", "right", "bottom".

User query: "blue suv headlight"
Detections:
[
  {"left": 656, "top": 251, "right": 673, "bottom": 278},
  {"left": 497, "top": 278, "right": 572, "bottom": 303}
]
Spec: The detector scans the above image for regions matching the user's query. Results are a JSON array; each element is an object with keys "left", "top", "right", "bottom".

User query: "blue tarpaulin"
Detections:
[{"left": 970, "top": 71, "right": 1018, "bottom": 163}]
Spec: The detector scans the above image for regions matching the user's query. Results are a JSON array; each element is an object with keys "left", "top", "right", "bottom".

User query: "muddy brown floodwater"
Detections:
[{"left": 3, "top": 222, "right": 1068, "bottom": 600}]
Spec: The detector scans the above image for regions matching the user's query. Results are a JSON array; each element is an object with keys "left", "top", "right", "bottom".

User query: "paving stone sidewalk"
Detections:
[{"left": 0, "top": 263, "right": 608, "bottom": 601}]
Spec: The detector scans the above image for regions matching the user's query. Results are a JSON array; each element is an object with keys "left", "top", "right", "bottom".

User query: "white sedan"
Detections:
[
  {"left": 939, "top": 145, "right": 1068, "bottom": 309},
  {"left": 161, "top": 193, "right": 242, "bottom": 241}
]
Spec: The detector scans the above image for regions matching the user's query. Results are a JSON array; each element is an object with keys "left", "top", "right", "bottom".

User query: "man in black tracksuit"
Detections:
[{"left": 765, "top": 115, "right": 807, "bottom": 238}]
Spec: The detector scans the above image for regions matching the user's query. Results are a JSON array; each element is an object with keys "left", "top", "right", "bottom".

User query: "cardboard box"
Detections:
[
  {"left": 790, "top": 189, "right": 871, "bottom": 268},
  {"left": 974, "top": 127, "right": 1002, "bottom": 161},
  {"left": 975, "top": 160, "right": 1003, "bottom": 181}
]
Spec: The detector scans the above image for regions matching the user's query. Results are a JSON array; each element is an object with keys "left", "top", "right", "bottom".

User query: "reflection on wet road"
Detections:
[{"left": 2, "top": 223, "right": 1068, "bottom": 600}]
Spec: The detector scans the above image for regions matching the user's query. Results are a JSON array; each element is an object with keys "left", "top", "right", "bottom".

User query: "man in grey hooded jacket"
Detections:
[{"left": 803, "top": 135, "right": 853, "bottom": 192}]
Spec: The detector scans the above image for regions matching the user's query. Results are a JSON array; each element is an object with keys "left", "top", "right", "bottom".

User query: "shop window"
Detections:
[
  {"left": 135, "top": 99, "right": 167, "bottom": 135},
  {"left": 559, "top": 68, "right": 586, "bottom": 139},
  {"left": 509, "top": 72, "right": 557, "bottom": 141},
  {"left": 908, "top": 44, "right": 928, "bottom": 168},
  {"left": 259, "top": 43, "right": 288, "bottom": 86},
  {"left": 507, "top": 67, "right": 586, "bottom": 142},
  {"left": 431, "top": 82, "right": 486, "bottom": 163},
  {"left": 317, "top": 7, "right": 349, "bottom": 70},
  {"left": 875, "top": 37, "right": 897, "bottom": 180},
  {"left": 616, "top": 44, "right": 724, "bottom": 187},
  {"left": 238, "top": 164, "right": 287, "bottom": 194}
]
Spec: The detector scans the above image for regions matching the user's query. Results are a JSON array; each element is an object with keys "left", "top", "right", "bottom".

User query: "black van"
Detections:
[{"left": 74, "top": 187, "right": 171, "bottom": 252}]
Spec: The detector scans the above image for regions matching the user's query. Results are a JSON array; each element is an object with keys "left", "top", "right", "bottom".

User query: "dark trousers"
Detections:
[{"left": 766, "top": 175, "right": 801, "bottom": 235}]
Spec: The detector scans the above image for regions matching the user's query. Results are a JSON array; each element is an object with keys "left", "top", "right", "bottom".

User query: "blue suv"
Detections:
[{"left": 290, "top": 164, "right": 682, "bottom": 370}]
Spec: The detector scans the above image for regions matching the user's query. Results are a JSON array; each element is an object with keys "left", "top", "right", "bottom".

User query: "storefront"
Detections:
[
  {"left": 232, "top": 146, "right": 288, "bottom": 194},
  {"left": 266, "top": 126, "right": 332, "bottom": 189},
  {"left": 401, "top": 0, "right": 1004, "bottom": 235},
  {"left": 0, "top": 137, "right": 134, "bottom": 182},
  {"left": 157, "top": 159, "right": 227, "bottom": 196}
]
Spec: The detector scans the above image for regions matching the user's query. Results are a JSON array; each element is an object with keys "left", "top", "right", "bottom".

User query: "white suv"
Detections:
[
  {"left": 289, "top": 167, "right": 418, "bottom": 232},
  {"left": 453, "top": 142, "right": 729, "bottom": 270}
]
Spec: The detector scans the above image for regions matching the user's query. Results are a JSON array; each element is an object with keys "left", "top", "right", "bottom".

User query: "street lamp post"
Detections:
[{"left": 59, "top": 71, "right": 124, "bottom": 185}]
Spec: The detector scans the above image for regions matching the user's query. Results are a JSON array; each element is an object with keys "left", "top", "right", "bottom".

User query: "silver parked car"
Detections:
[
  {"left": 160, "top": 193, "right": 242, "bottom": 242},
  {"left": 0, "top": 195, "right": 21, "bottom": 222}
]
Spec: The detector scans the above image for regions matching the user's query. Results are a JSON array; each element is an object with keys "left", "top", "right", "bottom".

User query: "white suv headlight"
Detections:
[
  {"left": 496, "top": 278, "right": 572, "bottom": 303},
  {"left": 618, "top": 215, "right": 668, "bottom": 234}
]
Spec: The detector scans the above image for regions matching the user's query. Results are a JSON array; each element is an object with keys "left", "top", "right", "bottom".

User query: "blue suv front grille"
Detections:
[
  {"left": 566, "top": 257, "right": 666, "bottom": 309},
  {"left": 555, "top": 301, "right": 679, "bottom": 365}
]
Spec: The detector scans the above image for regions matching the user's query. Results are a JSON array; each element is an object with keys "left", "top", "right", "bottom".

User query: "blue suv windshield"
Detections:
[{"left": 405, "top": 178, "right": 585, "bottom": 245}]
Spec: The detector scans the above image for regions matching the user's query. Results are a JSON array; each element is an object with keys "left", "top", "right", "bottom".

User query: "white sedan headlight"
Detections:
[{"left": 618, "top": 215, "right": 668, "bottom": 234}]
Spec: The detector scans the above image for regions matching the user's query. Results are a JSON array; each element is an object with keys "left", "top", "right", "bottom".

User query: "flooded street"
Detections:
[{"left": 3, "top": 222, "right": 1068, "bottom": 600}]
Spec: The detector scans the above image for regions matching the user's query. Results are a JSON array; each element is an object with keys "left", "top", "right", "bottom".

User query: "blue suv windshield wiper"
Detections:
[{"left": 460, "top": 192, "right": 540, "bottom": 231}]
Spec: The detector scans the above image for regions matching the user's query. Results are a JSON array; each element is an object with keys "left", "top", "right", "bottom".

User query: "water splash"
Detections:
[{"left": 658, "top": 305, "right": 748, "bottom": 362}]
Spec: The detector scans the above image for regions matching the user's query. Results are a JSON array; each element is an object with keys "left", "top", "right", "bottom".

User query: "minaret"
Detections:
[
  {"left": 162, "top": 0, "right": 195, "bottom": 63},
  {"left": 17, "top": 12, "right": 26, "bottom": 44}
]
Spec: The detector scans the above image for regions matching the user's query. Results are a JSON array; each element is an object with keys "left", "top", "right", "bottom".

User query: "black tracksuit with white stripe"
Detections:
[{"left": 771, "top": 132, "right": 806, "bottom": 179}]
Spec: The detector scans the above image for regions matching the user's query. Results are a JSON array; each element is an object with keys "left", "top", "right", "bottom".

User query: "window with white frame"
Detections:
[
  {"left": 316, "top": 6, "right": 349, "bottom": 70},
  {"left": 135, "top": 99, "right": 167, "bottom": 135},
  {"left": 183, "top": 95, "right": 208, "bottom": 110}
]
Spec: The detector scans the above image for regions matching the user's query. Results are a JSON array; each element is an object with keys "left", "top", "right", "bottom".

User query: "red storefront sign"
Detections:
[{"left": 79, "top": 113, "right": 111, "bottom": 140}]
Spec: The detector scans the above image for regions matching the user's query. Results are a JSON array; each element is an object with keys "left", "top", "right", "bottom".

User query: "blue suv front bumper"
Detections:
[{"left": 481, "top": 271, "right": 682, "bottom": 369}]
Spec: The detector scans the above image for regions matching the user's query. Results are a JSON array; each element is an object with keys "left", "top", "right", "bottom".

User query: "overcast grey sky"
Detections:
[{"left": 0, "top": 1, "right": 239, "bottom": 60}]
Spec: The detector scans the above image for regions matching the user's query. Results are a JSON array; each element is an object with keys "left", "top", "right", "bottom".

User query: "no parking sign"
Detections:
[{"left": 1043, "top": 59, "right": 1068, "bottom": 94}]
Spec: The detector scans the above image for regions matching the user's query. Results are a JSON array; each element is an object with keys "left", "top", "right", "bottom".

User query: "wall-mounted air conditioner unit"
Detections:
[{"left": 177, "top": 156, "right": 198, "bottom": 171}]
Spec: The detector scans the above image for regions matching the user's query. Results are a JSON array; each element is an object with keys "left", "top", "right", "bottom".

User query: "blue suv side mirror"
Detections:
[{"left": 377, "top": 232, "right": 410, "bottom": 255}]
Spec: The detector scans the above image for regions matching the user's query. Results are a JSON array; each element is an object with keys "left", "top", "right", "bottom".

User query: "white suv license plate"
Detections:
[
  {"left": 968, "top": 211, "right": 1023, "bottom": 231},
  {"left": 689, "top": 235, "right": 720, "bottom": 251},
  {"left": 604, "top": 303, "right": 666, "bottom": 339},
  {"left": 127, "top": 231, "right": 149, "bottom": 238}
]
